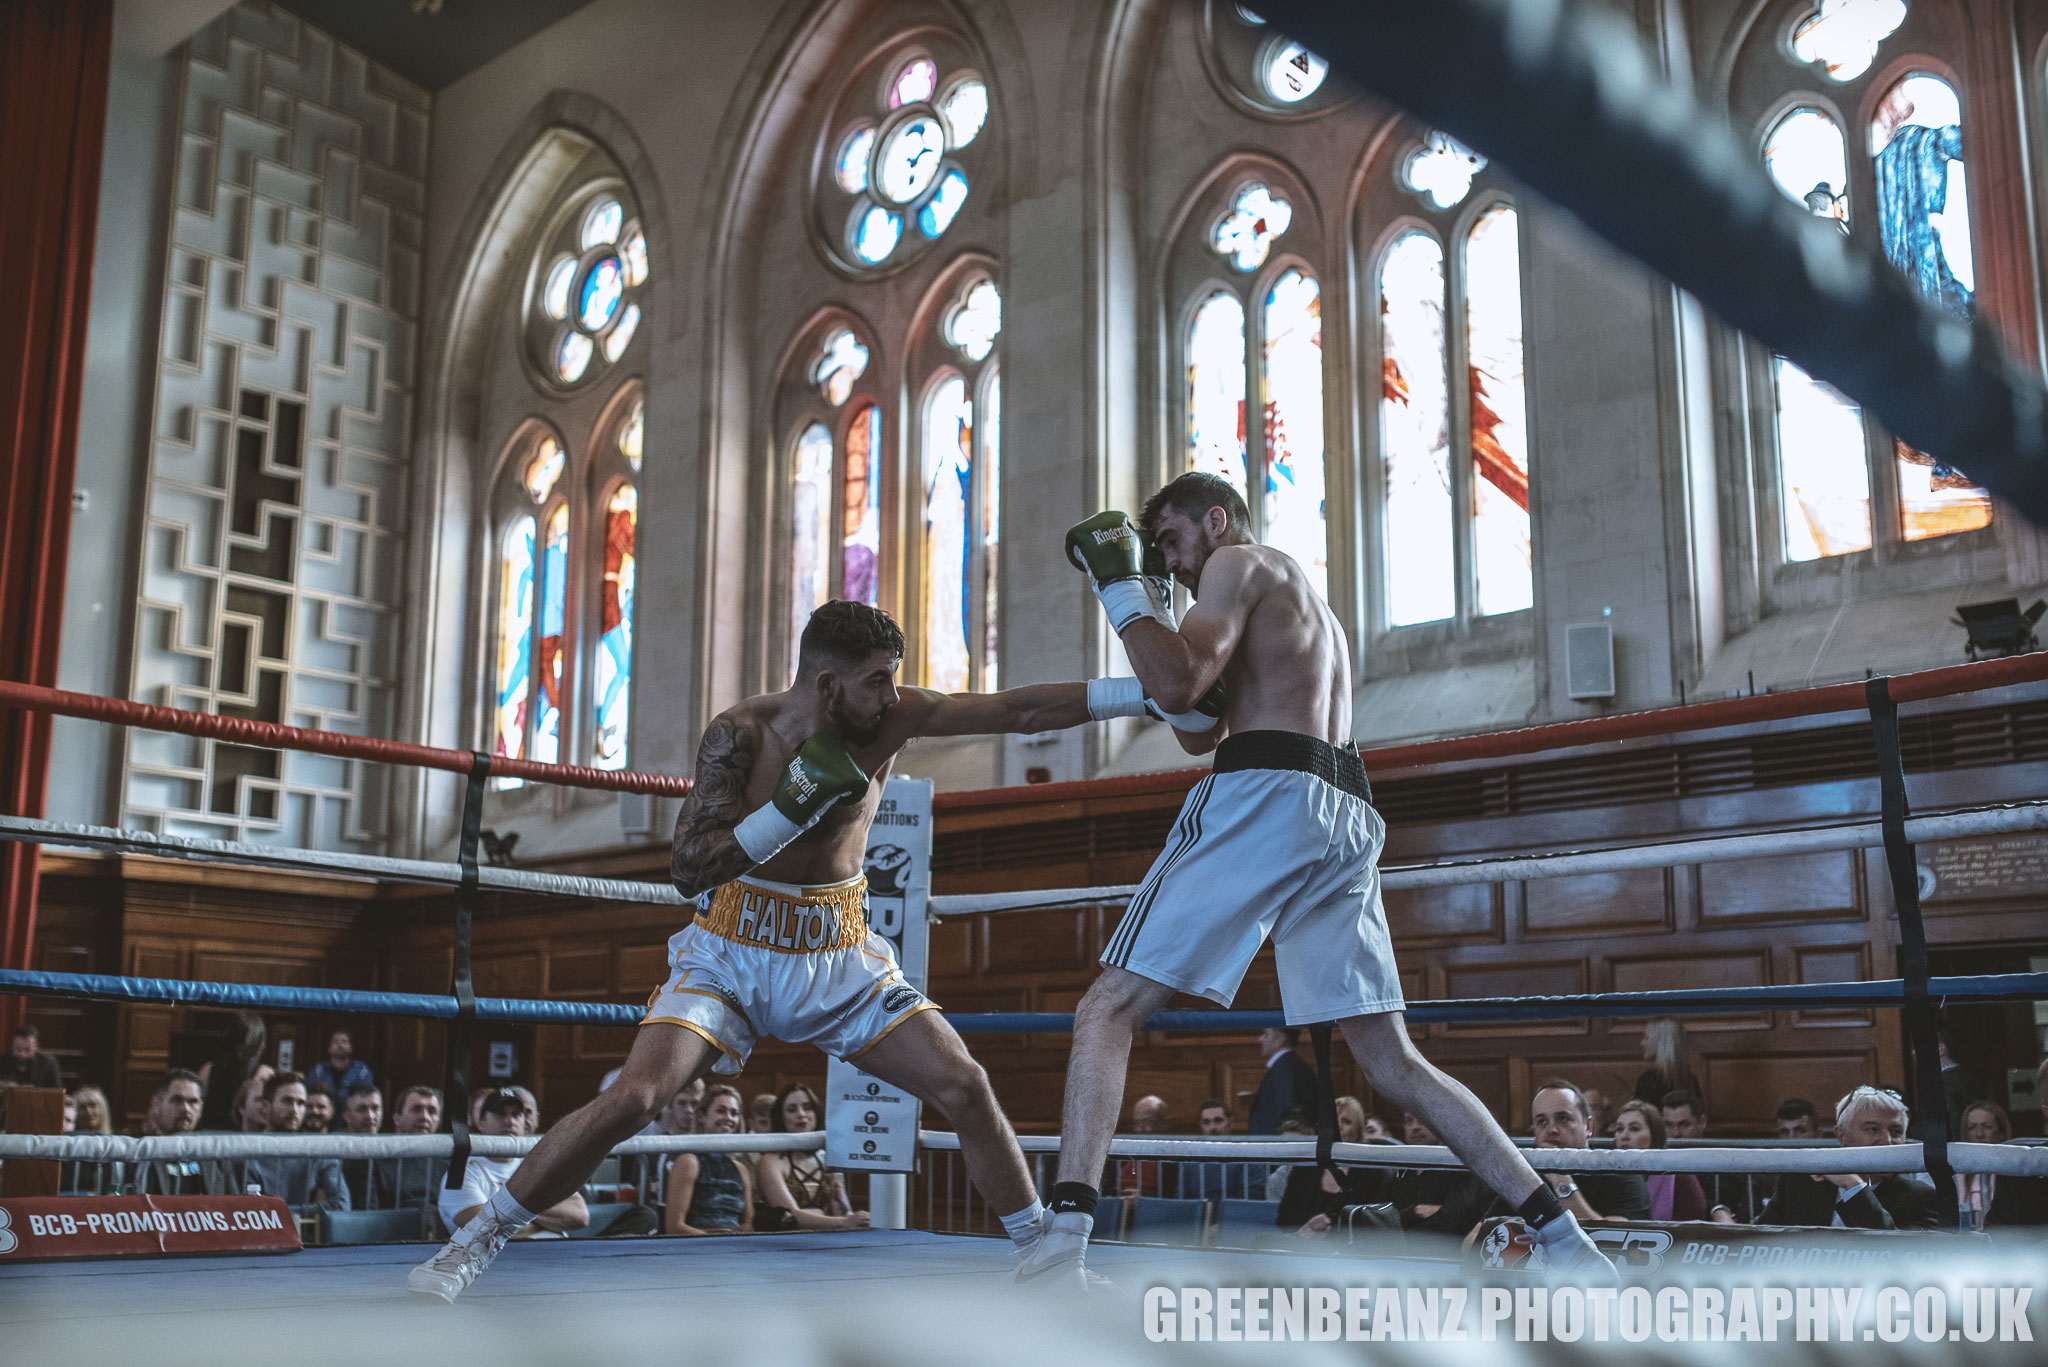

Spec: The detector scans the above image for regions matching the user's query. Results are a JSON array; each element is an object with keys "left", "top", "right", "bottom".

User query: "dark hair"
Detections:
[
  {"left": 1660, "top": 1088, "right": 1705, "bottom": 1117},
  {"left": 344, "top": 1083, "right": 382, "bottom": 1104},
  {"left": 155, "top": 1067, "right": 203, "bottom": 1099},
  {"left": 262, "top": 1069, "right": 306, "bottom": 1101},
  {"left": 1138, "top": 471, "right": 1252, "bottom": 540},
  {"left": 1264, "top": 1026, "right": 1301, "bottom": 1049},
  {"left": 1533, "top": 1078, "right": 1590, "bottom": 1119},
  {"left": 397, "top": 1084, "right": 441, "bottom": 1109},
  {"left": 1199, "top": 1098, "right": 1230, "bottom": 1115},
  {"left": 479, "top": 1085, "right": 527, "bottom": 1118},
  {"left": 771, "top": 1082, "right": 823, "bottom": 1133},
  {"left": 796, "top": 600, "right": 904, "bottom": 677},
  {"left": 1775, "top": 1097, "right": 1818, "bottom": 1122},
  {"left": 13, "top": 1023, "right": 38, "bottom": 1041},
  {"left": 1615, "top": 1099, "right": 1667, "bottom": 1147},
  {"left": 304, "top": 1081, "right": 338, "bottom": 1105}
]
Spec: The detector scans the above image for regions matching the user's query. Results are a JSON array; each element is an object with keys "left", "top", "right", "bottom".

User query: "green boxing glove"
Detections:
[
  {"left": 1065, "top": 511, "right": 1175, "bottom": 633},
  {"left": 732, "top": 732, "right": 870, "bottom": 863},
  {"left": 1084, "top": 676, "right": 1228, "bottom": 733}
]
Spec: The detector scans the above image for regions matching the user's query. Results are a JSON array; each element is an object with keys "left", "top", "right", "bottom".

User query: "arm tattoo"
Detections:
[{"left": 670, "top": 715, "right": 759, "bottom": 897}]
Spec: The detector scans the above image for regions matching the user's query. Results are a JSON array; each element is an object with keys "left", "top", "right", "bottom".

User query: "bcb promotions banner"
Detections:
[
  {"left": 0, "top": 1195, "right": 300, "bottom": 1260},
  {"left": 825, "top": 776, "right": 932, "bottom": 1174}
]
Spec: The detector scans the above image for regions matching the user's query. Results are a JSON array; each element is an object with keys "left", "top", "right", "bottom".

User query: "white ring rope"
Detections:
[
  {"left": 0, "top": 1130, "right": 822, "bottom": 1162},
  {"left": 9, "top": 801, "right": 2048, "bottom": 918}
]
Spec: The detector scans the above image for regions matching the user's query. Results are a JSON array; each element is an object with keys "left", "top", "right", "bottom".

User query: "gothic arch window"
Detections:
[
  {"left": 484, "top": 168, "right": 650, "bottom": 778},
  {"left": 915, "top": 275, "right": 1003, "bottom": 692},
  {"left": 1364, "top": 131, "right": 1531, "bottom": 628},
  {"left": 1175, "top": 175, "right": 1331, "bottom": 598},
  {"left": 1732, "top": 1, "right": 1999, "bottom": 580}
]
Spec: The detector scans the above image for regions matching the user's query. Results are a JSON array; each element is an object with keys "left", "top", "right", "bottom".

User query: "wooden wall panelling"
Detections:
[
  {"left": 1381, "top": 881, "right": 1503, "bottom": 945},
  {"left": 1698, "top": 850, "right": 1864, "bottom": 925},
  {"left": 1607, "top": 949, "right": 1772, "bottom": 1031},
  {"left": 1700, "top": 1050, "right": 1880, "bottom": 1133},
  {"left": 1791, "top": 941, "right": 1875, "bottom": 1027},
  {"left": 1440, "top": 957, "right": 1589, "bottom": 1037},
  {"left": 1523, "top": 867, "right": 1673, "bottom": 937}
]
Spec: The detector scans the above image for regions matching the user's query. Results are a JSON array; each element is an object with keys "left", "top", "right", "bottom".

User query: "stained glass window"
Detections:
[
  {"left": 580, "top": 198, "right": 624, "bottom": 249},
  {"left": 542, "top": 258, "right": 575, "bottom": 320},
  {"left": 836, "top": 127, "right": 875, "bottom": 195},
  {"left": 1260, "top": 270, "right": 1326, "bottom": 598},
  {"left": 877, "top": 116, "right": 947, "bottom": 204},
  {"left": 1403, "top": 133, "right": 1486, "bottom": 210},
  {"left": 1870, "top": 73, "right": 1990, "bottom": 540},
  {"left": 1765, "top": 108, "right": 1849, "bottom": 224},
  {"left": 1379, "top": 232, "right": 1454, "bottom": 626},
  {"left": 1188, "top": 293, "right": 1248, "bottom": 496},
  {"left": 852, "top": 205, "right": 902, "bottom": 264},
  {"left": 592, "top": 484, "right": 636, "bottom": 769},
  {"left": 1212, "top": 183, "right": 1292, "bottom": 271},
  {"left": 579, "top": 257, "right": 624, "bottom": 330},
  {"left": 919, "top": 169, "right": 970, "bottom": 239},
  {"left": 602, "top": 302, "right": 640, "bottom": 362},
  {"left": 530, "top": 190, "right": 650, "bottom": 390},
  {"left": 619, "top": 227, "right": 648, "bottom": 287},
  {"left": 556, "top": 332, "right": 594, "bottom": 383},
  {"left": 534, "top": 503, "right": 568, "bottom": 764},
  {"left": 792, "top": 423, "right": 835, "bottom": 672},
  {"left": 980, "top": 371, "right": 1001, "bottom": 689},
  {"left": 494, "top": 516, "right": 536, "bottom": 760},
  {"left": 814, "top": 328, "right": 870, "bottom": 407},
  {"left": 945, "top": 279, "right": 1002, "bottom": 362},
  {"left": 1466, "top": 207, "right": 1531, "bottom": 615},
  {"left": 1261, "top": 41, "right": 1327, "bottom": 104},
  {"left": 1792, "top": 0, "right": 1906, "bottom": 82},
  {"left": 1776, "top": 357, "right": 1872, "bottom": 560},
  {"left": 939, "top": 80, "right": 988, "bottom": 147},
  {"left": 524, "top": 437, "right": 565, "bottom": 502},
  {"left": 890, "top": 57, "right": 938, "bottom": 108},
  {"left": 921, "top": 376, "right": 973, "bottom": 693},
  {"left": 843, "top": 403, "right": 881, "bottom": 606},
  {"left": 619, "top": 400, "right": 643, "bottom": 471}
]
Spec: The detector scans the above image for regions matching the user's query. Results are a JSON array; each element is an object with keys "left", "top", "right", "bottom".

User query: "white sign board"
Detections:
[{"left": 822, "top": 776, "right": 932, "bottom": 1178}]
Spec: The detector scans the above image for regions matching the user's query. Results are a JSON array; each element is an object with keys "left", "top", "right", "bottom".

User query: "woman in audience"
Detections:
[
  {"left": 233, "top": 1075, "right": 273, "bottom": 1132},
  {"left": 1959, "top": 1100, "right": 2011, "bottom": 1230},
  {"left": 1634, "top": 1019, "right": 1700, "bottom": 1107},
  {"left": 1279, "top": 1096, "right": 1390, "bottom": 1238},
  {"left": 1612, "top": 1099, "right": 1710, "bottom": 1221},
  {"left": 666, "top": 1085, "right": 753, "bottom": 1235},
  {"left": 71, "top": 1085, "right": 112, "bottom": 1134},
  {"left": 59, "top": 1084, "right": 120, "bottom": 1194},
  {"left": 754, "top": 1083, "right": 868, "bottom": 1232}
]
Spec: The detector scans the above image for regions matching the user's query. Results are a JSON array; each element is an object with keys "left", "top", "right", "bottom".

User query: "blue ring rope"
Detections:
[{"left": 4, "top": 967, "right": 2045, "bottom": 1030}]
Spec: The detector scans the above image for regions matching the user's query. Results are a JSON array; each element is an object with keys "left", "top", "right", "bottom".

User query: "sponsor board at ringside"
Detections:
[
  {"left": 0, "top": 1195, "right": 300, "bottom": 1260},
  {"left": 1471, "top": 1218, "right": 1987, "bottom": 1276}
]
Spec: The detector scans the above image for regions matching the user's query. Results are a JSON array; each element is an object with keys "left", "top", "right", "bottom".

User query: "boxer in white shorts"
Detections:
[
  {"left": 411, "top": 600, "right": 1219, "bottom": 1302},
  {"left": 1019, "top": 472, "right": 1612, "bottom": 1288}
]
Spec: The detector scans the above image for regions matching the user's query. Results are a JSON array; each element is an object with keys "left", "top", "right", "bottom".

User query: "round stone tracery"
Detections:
[
  {"left": 823, "top": 51, "right": 989, "bottom": 271},
  {"left": 527, "top": 191, "right": 650, "bottom": 388}
]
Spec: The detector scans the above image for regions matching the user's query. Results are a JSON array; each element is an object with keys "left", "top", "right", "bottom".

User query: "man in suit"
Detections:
[
  {"left": 1756, "top": 1086, "right": 1942, "bottom": 1229},
  {"left": 1247, "top": 1027, "right": 1319, "bottom": 1135},
  {"left": 1471, "top": 1080, "right": 1651, "bottom": 1233}
]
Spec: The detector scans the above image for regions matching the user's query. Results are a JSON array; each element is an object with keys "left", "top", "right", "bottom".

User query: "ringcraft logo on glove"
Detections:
[{"left": 785, "top": 758, "right": 818, "bottom": 803}]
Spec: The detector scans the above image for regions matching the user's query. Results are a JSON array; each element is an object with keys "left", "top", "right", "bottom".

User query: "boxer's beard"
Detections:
[{"left": 828, "top": 689, "right": 886, "bottom": 747}]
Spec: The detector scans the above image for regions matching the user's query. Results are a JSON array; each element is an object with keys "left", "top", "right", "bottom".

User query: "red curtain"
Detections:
[{"left": 0, "top": 0, "right": 112, "bottom": 1035}]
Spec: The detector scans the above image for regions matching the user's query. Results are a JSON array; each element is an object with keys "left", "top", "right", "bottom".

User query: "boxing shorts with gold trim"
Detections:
[{"left": 642, "top": 872, "right": 935, "bottom": 1073}]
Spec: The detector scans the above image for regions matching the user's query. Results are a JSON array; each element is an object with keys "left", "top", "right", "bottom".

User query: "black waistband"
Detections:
[{"left": 1213, "top": 731, "right": 1373, "bottom": 803}]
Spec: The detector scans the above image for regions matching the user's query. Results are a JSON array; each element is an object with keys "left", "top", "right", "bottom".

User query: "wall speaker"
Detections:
[{"left": 1565, "top": 622, "right": 1616, "bottom": 700}]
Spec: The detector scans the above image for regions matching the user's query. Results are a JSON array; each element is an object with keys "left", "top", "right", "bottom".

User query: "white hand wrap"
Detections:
[
  {"left": 1085, "top": 676, "right": 1148, "bottom": 721},
  {"left": 1145, "top": 697, "right": 1223, "bottom": 733},
  {"left": 1091, "top": 577, "right": 1175, "bottom": 634},
  {"left": 732, "top": 801, "right": 808, "bottom": 864}
]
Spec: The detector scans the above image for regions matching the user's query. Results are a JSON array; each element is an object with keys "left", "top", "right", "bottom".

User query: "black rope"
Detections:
[
  {"left": 1309, "top": 1022, "right": 1339, "bottom": 1181},
  {"left": 1865, "top": 679, "right": 1958, "bottom": 1229},
  {"left": 443, "top": 752, "right": 491, "bottom": 1191}
]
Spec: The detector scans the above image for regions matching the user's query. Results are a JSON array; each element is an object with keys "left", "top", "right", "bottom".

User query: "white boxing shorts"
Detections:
[
  {"left": 642, "top": 872, "right": 936, "bottom": 1074},
  {"left": 1102, "top": 730, "right": 1405, "bottom": 1024}
]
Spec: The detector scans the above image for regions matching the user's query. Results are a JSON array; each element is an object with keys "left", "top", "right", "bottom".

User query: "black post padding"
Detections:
[
  {"left": 1864, "top": 679, "right": 1958, "bottom": 1230},
  {"left": 1309, "top": 1022, "right": 1339, "bottom": 1179},
  {"left": 1252, "top": 0, "right": 2048, "bottom": 523},
  {"left": 443, "top": 752, "right": 491, "bottom": 1191}
]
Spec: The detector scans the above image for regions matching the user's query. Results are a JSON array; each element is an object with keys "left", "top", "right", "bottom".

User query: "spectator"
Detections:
[
  {"left": 748, "top": 1091, "right": 776, "bottom": 1135},
  {"left": 6, "top": 1023, "right": 62, "bottom": 1088},
  {"left": 1265, "top": 1111, "right": 1314, "bottom": 1201},
  {"left": 1614, "top": 1100, "right": 1712, "bottom": 1222},
  {"left": 341, "top": 1084, "right": 383, "bottom": 1135},
  {"left": 365, "top": 1085, "right": 444, "bottom": 1212},
  {"left": 135, "top": 1069, "right": 211, "bottom": 1197},
  {"left": 303, "top": 1083, "right": 337, "bottom": 1134},
  {"left": 1185, "top": 1099, "right": 1256, "bottom": 1202},
  {"left": 755, "top": 1083, "right": 867, "bottom": 1232},
  {"left": 1248, "top": 1027, "right": 1319, "bottom": 1134},
  {"left": 63, "top": 1094, "right": 76, "bottom": 1132},
  {"left": 1581, "top": 1087, "right": 1615, "bottom": 1141},
  {"left": 1934, "top": 1030, "right": 1987, "bottom": 1140},
  {"left": 233, "top": 1075, "right": 273, "bottom": 1132},
  {"left": 70, "top": 1085, "right": 112, "bottom": 1135},
  {"left": 58, "top": 1084, "right": 118, "bottom": 1195},
  {"left": 1755, "top": 1086, "right": 1940, "bottom": 1229},
  {"left": 1476, "top": 1079, "right": 1650, "bottom": 1230},
  {"left": 196, "top": 1013, "right": 266, "bottom": 1132},
  {"left": 1973, "top": 1092, "right": 2048, "bottom": 1231},
  {"left": 666, "top": 1085, "right": 754, "bottom": 1235},
  {"left": 1634, "top": 1019, "right": 1699, "bottom": 1107},
  {"left": 439, "top": 1087, "right": 586, "bottom": 1234},
  {"left": 335, "top": 1083, "right": 386, "bottom": 1208},
  {"left": 1360, "top": 1115, "right": 1391, "bottom": 1141},
  {"left": 1278, "top": 1097, "right": 1387, "bottom": 1238},
  {"left": 305, "top": 1030, "right": 374, "bottom": 1102},
  {"left": 1957, "top": 1100, "right": 2009, "bottom": 1230},
  {"left": 510, "top": 1085, "right": 541, "bottom": 1134},
  {"left": 241, "top": 1071, "right": 349, "bottom": 1211},
  {"left": 1776, "top": 1098, "right": 1821, "bottom": 1139},
  {"left": 661, "top": 1079, "right": 706, "bottom": 1136},
  {"left": 1661, "top": 1089, "right": 1749, "bottom": 1223},
  {"left": 1383, "top": 1110, "right": 1489, "bottom": 1238},
  {"left": 1113, "top": 1095, "right": 1175, "bottom": 1198}
]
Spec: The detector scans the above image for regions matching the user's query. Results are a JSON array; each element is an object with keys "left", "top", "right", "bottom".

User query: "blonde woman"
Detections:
[
  {"left": 61, "top": 1085, "right": 120, "bottom": 1194},
  {"left": 665, "top": 1086, "right": 753, "bottom": 1235},
  {"left": 1633, "top": 1019, "right": 1698, "bottom": 1106},
  {"left": 1278, "top": 1096, "right": 1387, "bottom": 1237}
]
